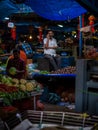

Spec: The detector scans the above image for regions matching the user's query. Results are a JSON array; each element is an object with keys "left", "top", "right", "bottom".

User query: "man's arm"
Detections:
[{"left": 44, "top": 34, "right": 50, "bottom": 49}]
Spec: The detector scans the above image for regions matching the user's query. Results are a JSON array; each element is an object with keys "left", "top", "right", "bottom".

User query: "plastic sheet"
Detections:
[
  {"left": 0, "top": 0, "right": 18, "bottom": 20},
  {"left": 25, "top": 0, "right": 87, "bottom": 20}
]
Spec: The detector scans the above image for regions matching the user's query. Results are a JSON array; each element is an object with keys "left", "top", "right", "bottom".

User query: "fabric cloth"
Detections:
[
  {"left": 44, "top": 54, "right": 61, "bottom": 70},
  {"left": 6, "top": 58, "right": 26, "bottom": 79},
  {"left": 43, "top": 38, "right": 57, "bottom": 56},
  {"left": 21, "top": 42, "right": 33, "bottom": 58},
  {"left": 8, "top": 50, "right": 27, "bottom": 64}
]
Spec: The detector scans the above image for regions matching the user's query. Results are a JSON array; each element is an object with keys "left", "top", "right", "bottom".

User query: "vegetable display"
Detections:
[
  {"left": 50, "top": 66, "right": 76, "bottom": 74},
  {"left": 0, "top": 75, "right": 39, "bottom": 106},
  {"left": 0, "top": 75, "right": 37, "bottom": 92},
  {"left": 0, "top": 83, "right": 27, "bottom": 106}
]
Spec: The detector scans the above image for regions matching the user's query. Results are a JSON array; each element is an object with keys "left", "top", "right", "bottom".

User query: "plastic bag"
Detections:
[{"left": 12, "top": 119, "right": 34, "bottom": 130}]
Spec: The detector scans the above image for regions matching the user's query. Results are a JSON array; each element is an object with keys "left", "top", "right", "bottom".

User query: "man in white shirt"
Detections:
[{"left": 43, "top": 30, "right": 61, "bottom": 71}]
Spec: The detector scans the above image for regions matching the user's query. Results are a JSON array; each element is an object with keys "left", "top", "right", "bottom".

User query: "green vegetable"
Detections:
[
  {"left": 40, "top": 70, "right": 49, "bottom": 74},
  {"left": 3, "top": 97, "right": 11, "bottom": 106},
  {"left": 9, "top": 67, "right": 16, "bottom": 75}
]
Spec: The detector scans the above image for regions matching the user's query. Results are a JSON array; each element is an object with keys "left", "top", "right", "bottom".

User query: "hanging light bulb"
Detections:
[
  {"left": 29, "top": 35, "right": 32, "bottom": 39},
  {"left": 58, "top": 24, "right": 63, "bottom": 27}
]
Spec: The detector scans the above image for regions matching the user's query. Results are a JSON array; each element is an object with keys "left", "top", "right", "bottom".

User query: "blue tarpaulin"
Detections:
[
  {"left": 25, "top": 0, "right": 87, "bottom": 21},
  {"left": 0, "top": 0, "right": 18, "bottom": 20},
  {"left": 0, "top": 0, "right": 87, "bottom": 21},
  {"left": 0, "top": 0, "right": 33, "bottom": 20}
]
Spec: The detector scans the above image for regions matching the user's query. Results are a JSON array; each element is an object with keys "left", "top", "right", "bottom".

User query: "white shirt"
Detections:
[{"left": 43, "top": 38, "right": 57, "bottom": 56}]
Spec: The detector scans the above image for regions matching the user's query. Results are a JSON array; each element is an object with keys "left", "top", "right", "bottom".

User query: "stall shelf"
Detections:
[{"left": 33, "top": 73, "right": 76, "bottom": 87}]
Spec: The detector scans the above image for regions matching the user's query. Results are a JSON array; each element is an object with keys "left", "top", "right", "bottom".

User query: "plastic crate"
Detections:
[{"left": 61, "top": 56, "right": 75, "bottom": 68}]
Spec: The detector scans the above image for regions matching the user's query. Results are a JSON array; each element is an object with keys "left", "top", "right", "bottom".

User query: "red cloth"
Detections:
[
  {"left": 11, "top": 27, "right": 16, "bottom": 40},
  {"left": 89, "top": 21, "right": 95, "bottom": 33}
]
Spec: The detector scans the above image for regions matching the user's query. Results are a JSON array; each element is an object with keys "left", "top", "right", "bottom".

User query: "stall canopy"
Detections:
[
  {"left": 0, "top": 0, "right": 33, "bottom": 20},
  {"left": 25, "top": 0, "right": 87, "bottom": 21},
  {"left": 1, "top": 0, "right": 98, "bottom": 21}
]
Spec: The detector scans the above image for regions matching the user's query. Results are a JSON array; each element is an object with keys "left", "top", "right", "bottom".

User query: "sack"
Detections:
[
  {"left": 48, "top": 93, "right": 61, "bottom": 104},
  {"left": 12, "top": 119, "right": 33, "bottom": 130}
]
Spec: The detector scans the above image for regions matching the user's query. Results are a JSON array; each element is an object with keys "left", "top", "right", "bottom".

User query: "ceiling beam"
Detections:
[{"left": 76, "top": 0, "right": 98, "bottom": 16}]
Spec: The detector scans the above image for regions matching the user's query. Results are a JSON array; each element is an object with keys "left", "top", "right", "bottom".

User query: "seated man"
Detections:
[
  {"left": 43, "top": 30, "right": 61, "bottom": 71},
  {"left": 6, "top": 49, "right": 26, "bottom": 79}
]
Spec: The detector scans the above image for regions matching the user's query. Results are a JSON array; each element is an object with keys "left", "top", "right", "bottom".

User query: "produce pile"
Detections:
[
  {"left": 84, "top": 47, "right": 98, "bottom": 59},
  {"left": 50, "top": 66, "right": 76, "bottom": 74},
  {"left": 61, "top": 91, "right": 75, "bottom": 103},
  {"left": 0, "top": 75, "right": 39, "bottom": 105},
  {"left": 26, "top": 63, "right": 76, "bottom": 75},
  {"left": 0, "top": 75, "right": 37, "bottom": 91},
  {"left": 39, "top": 70, "right": 49, "bottom": 74}
]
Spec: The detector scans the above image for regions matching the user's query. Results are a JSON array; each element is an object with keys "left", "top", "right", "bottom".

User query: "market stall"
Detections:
[{"left": 1, "top": 1, "right": 98, "bottom": 130}]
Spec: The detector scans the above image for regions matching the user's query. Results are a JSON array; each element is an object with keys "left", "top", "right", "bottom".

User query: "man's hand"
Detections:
[
  {"left": 44, "top": 34, "right": 50, "bottom": 49},
  {"left": 46, "top": 34, "right": 50, "bottom": 39}
]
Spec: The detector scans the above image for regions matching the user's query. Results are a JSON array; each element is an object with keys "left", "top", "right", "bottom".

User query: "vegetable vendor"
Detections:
[
  {"left": 8, "top": 45, "right": 27, "bottom": 64},
  {"left": 6, "top": 49, "right": 26, "bottom": 79}
]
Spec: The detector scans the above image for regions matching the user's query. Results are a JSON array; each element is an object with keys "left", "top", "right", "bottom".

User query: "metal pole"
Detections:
[{"left": 79, "top": 15, "right": 83, "bottom": 57}]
